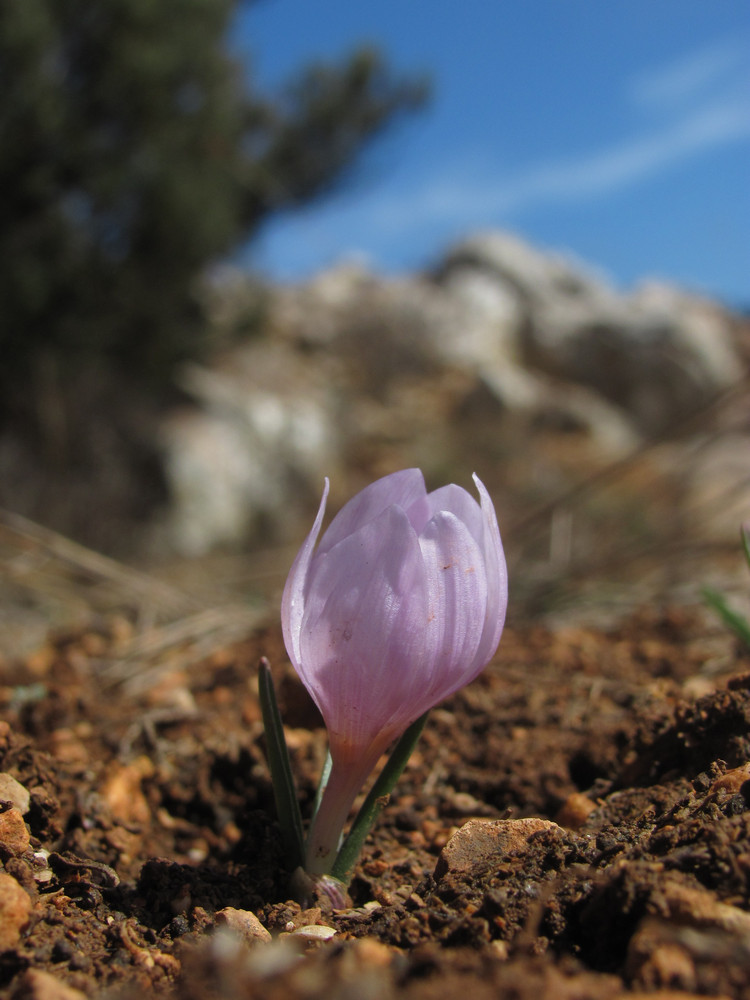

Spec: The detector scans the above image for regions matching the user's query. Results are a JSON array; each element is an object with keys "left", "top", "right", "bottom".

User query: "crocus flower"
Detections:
[{"left": 282, "top": 468, "right": 508, "bottom": 875}]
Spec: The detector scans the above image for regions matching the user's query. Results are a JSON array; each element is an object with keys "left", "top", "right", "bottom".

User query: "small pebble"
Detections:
[
  {"left": 555, "top": 792, "right": 598, "bottom": 829},
  {"left": 100, "top": 758, "right": 154, "bottom": 826},
  {"left": 449, "top": 791, "right": 485, "bottom": 815},
  {"left": 0, "top": 774, "right": 30, "bottom": 815},
  {"left": 0, "top": 807, "right": 31, "bottom": 858},
  {"left": 434, "top": 817, "right": 564, "bottom": 880},
  {"left": 0, "top": 872, "right": 32, "bottom": 950},
  {"left": 287, "top": 924, "right": 337, "bottom": 941},
  {"left": 214, "top": 907, "right": 272, "bottom": 943}
]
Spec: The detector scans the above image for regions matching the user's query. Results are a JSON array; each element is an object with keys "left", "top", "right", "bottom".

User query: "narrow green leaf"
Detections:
[
  {"left": 742, "top": 524, "right": 750, "bottom": 572},
  {"left": 702, "top": 586, "right": 750, "bottom": 649},
  {"left": 331, "top": 712, "right": 429, "bottom": 884},
  {"left": 258, "top": 658, "right": 305, "bottom": 869}
]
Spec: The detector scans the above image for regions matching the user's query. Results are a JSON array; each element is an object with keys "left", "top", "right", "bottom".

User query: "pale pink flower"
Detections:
[{"left": 282, "top": 468, "right": 507, "bottom": 873}]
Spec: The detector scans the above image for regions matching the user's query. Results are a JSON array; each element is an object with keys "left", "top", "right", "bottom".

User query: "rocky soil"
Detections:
[{"left": 0, "top": 601, "right": 749, "bottom": 999}]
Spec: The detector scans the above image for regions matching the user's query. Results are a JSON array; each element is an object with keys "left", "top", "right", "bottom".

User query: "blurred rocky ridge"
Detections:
[
  {"left": 160, "top": 230, "right": 748, "bottom": 573},
  {"left": 2, "top": 229, "right": 748, "bottom": 633}
]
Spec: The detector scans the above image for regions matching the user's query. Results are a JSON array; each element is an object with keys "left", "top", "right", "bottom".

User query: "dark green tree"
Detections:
[{"left": 0, "top": 0, "right": 427, "bottom": 412}]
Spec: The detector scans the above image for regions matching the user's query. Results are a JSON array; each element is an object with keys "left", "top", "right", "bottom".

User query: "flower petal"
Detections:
[
  {"left": 298, "top": 503, "right": 430, "bottom": 755},
  {"left": 413, "top": 510, "right": 488, "bottom": 704},
  {"left": 470, "top": 473, "right": 508, "bottom": 672},
  {"left": 281, "top": 472, "right": 507, "bottom": 790},
  {"left": 315, "top": 468, "right": 426, "bottom": 556},
  {"left": 281, "top": 478, "right": 329, "bottom": 672},
  {"left": 407, "top": 483, "right": 483, "bottom": 542}
]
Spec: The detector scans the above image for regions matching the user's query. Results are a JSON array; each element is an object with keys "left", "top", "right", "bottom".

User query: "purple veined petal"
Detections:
[
  {"left": 315, "top": 468, "right": 427, "bottom": 556},
  {"left": 298, "top": 503, "right": 431, "bottom": 756},
  {"left": 281, "top": 478, "right": 330, "bottom": 672},
  {"left": 470, "top": 473, "right": 508, "bottom": 673},
  {"left": 411, "top": 510, "right": 488, "bottom": 706}
]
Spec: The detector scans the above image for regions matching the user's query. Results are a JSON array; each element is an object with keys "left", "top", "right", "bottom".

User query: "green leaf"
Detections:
[
  {"left": 742, "top": 524, "right": 750, "bottom": 572},
  {"left": 330, "top": 712, "right": 429, "bottom": 884},
  {"left": 258, "top": 658, "right": 305, "bottom": 870},
  {"left": 702, "top": 586, "right": 750, "bottom": 649}
]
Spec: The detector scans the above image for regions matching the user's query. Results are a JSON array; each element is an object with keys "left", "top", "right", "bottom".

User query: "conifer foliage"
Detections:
[{"left": 0, "top": 0, "right": 426, "bottom": 407}]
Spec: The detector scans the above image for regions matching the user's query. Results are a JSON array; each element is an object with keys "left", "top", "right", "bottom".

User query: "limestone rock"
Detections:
[
  {"left": 440, "top": 232, "right": 742, "bottom": 435},
  {"left": 153, "top": 229, "right": 744, "bottom": 554},
  {"left": 434, "top": 816, "right": 564, "bottom": 880},
  {"left": 158, "top": 340, "right": 338, "bottom": 556}
]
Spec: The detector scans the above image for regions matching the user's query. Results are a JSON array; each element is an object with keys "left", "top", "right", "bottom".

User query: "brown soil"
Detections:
[{"left": 1, "top": 605, "right": 749, "bottom": 999}]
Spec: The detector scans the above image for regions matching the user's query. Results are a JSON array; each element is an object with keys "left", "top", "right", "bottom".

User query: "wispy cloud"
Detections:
[
  {"left": 254, "top": 36, "right": 750, "bottom": 278},
  {"left": 353, "top": 36, "right": 750, "bottom": 238},
  {"left": 361, "top": 98, "right": 749, "bottom": 236},
  {"left": 629, "top": 38, "right": 748, "bottom": 109}
]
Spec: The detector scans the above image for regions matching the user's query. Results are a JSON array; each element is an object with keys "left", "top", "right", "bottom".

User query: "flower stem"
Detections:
[
  {"left": 331, "top": 712, "right": 428, "bottom": 883},
  {"left": 304, "top": 755, "right": 373, "bottom": 876},
  {"left": 304, "top": 712, "right": 429, "bottom": 880}
]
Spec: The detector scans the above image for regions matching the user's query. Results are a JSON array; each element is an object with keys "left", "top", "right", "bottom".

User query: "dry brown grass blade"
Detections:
[
  {"left": 96, "top": 604, "right": 265, "bottom": 695},
  {"left": 0, "top": 506, "right": 198, "bottom": 620},
  {"left": 0, "top": 509, "right": 269, "bottom": 695},
  {"left": 506, "top": 378, "right": 750, "bottom": 618},
  {"left": 509, "top": 377, "right": 750, "bottom": 541}
]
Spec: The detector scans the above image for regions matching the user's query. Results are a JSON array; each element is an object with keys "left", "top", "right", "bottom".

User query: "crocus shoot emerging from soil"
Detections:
[{"left": 261, "top": 468, "right": 508, "bottom": 887}]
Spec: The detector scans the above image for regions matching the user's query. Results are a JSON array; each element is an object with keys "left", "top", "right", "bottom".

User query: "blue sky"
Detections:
[{"left": 233, "top": 1, "right": 750, "bottom": 305}]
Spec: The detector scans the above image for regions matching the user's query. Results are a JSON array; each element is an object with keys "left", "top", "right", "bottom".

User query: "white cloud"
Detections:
[
  {"left": 252, "top": 37, "right": 750, "bottom": 278},
  {"left": 361, "top": 96, "right": 750, "bottom": 236},
  {"left": 358, "top": 37, "right": 750, "bottom": 235},
  {"left": 629, "top": 37, "right": 748, "bottom": 109}
]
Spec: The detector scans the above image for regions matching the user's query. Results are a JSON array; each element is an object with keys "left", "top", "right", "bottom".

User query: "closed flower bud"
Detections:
[{"left": 282, "top": 468, "right": 508, "bottom": 874}]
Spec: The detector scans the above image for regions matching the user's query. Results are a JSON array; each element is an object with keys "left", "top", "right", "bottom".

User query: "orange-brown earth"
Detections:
[{"left": 0, "top": 605, "right": 749, "bottom": 999}]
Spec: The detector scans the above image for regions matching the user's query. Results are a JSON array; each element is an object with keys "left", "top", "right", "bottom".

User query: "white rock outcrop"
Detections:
[{"left": 158, "top": 231, "right": 745, "bottom": 553}]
